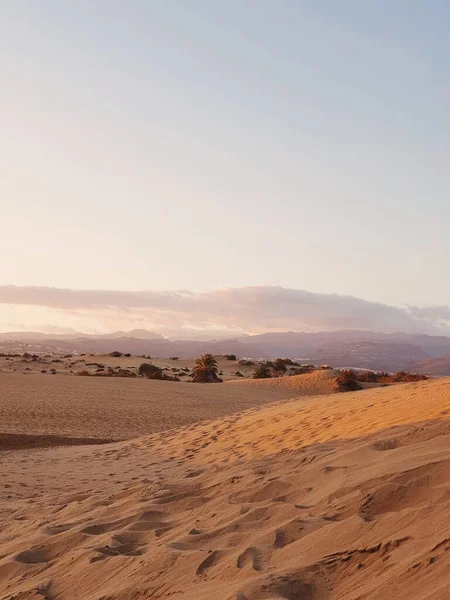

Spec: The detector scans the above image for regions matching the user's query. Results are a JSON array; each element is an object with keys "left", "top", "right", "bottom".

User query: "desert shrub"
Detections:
[
  {"left": 113, "top": 369, "right": 136, "bottom": 378},
  {"left": 138, "top": 363, "right": 163, "bottom": 379},
  {"left": 190, "top": 354, "right": 222, "bottom": 383},
  {"left": 51, "top": 359, "right": 63, "bottom": 363},
  {"left": 335, "top": 370, "right": 363, "bottom": 392},
  {"left": 50, "top": 369, "right": 56, "bottom": 375},
  {"left": 273, "top": 358, "right": 288, "bottom": 374},
  {"left": 41, "top": 369, "right": 47, "bottom": 373},
  {"left": 225, "top": 354, "right": 237, "bottom": 361},
  {"left": 234, "top": 371, "right": 244, "bottom": 377},
  {"left": 356, "top": 370, "right": 379, "bottom": 383},
  {"left": 349, "top": 370, "right": 428, "bottom": 385},
  {"left": 391, "top": 371, "right": 428, "bottom": 382},
  {"left": 110, "top": 351, "right": 122, "bottom": 357},
  {"left": 170, "top": 356, "right": 180, "bottom": 360},
  {"left": 288, "top": 366, "right": 314, "bottom": 375},
  {"left": 124, "top": 353, "right": 131, "bottom": 357},
  {"left": 77, "top": 370, "right": 91, "bottom": 376},
  {"left": 276, "top": 358, "right": 300, "bottom": 366},
  {"left": 253, "top": 363, "right": 272, "bottom": 379},
  {"left": 238, "top": 359, "right": 255, "bottom": 366}
]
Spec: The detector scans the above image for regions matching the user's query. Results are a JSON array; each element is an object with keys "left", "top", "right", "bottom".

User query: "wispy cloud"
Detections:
[{"left": 0, "top": 284, "right": 448, "bottom": 335}]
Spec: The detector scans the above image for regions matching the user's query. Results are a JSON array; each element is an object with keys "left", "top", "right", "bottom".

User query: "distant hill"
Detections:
[
  {"left": 310, "top": 340, "right": 429, "bottom": 372},
  {"left": 238, "top": 330, "right": 450, "bottom": 360},
  {"left": 412, "top": 354, "right": 450, "bottom": 376},
  {"left": 0, "top": 329, "right": 164, "bottom": 341},
  {"left": 0, "top": 330, "right": 261, "bottom": 359},
  {"left": 1, "top": 328, "right": 450, "bottom": 370}
]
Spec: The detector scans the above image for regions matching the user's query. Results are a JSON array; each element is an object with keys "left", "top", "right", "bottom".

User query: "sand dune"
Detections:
[
  {"left": 2, "top": 378, "right": 450, "bottom": 598},
  {"left": 0, "top": 370, "right": 337, "bottom": 443},
  {"left": 230, "top": 368, "right": 338, "bottom": 396}
]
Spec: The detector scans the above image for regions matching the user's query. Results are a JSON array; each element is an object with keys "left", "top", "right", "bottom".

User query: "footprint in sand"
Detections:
[
  {"left": 196, "top": 550, "right": 223, "bottom": 575},
  {"left": 237, "top": 546, "right": 264, "bottom": 571},
  {"left": 93, "top": 540, "right": 147, "bottom": 558},
  {"left": 15, "top": 546, "right": 49, "bottom": 564}
]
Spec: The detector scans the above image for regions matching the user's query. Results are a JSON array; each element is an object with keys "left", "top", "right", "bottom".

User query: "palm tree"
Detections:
[{"left": 190, "top": 354, "right": 221, "bottom": 383}]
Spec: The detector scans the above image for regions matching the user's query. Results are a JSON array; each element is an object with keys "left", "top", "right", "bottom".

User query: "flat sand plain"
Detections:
[{"left": 0, "top": 368, "right": 337, "bottom": 443}]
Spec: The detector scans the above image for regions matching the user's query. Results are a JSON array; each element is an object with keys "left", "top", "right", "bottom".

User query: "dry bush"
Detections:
[
  {"left": 253, "top": 363, "right": 272, "bottom": 379},
  {"left": 276, "top": 357, "right": 300, "bottom": 366},
  {"left": 391, "top": 371, "right": 428, "bottom": 383},
  {"left": 138, "top": 363, "right": 163, "bottom": 379},
  {"left": 273, "top": 358, "right": 288, "bottom": 374},
  {"left": 335, "top": 370, "right": 363, "bottom": 392}
]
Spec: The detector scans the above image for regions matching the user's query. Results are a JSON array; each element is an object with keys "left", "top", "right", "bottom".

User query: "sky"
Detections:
[{"left": 1, "top": 1, "right": 450, "bottom": 335}]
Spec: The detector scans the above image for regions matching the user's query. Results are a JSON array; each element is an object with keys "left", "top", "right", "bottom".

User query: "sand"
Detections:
[
  {"left": 2, "top": 374, "right": 450, "bottom": 598},
  {"left": 0, "top": 370, "right": 336, "bottom": 442}
]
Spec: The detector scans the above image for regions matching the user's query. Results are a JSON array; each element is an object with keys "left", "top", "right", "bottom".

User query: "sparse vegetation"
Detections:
[
  {"left": 138, "top": 363, "right": 163, "bottom": 379},
  {"left": 335, "top": 370, "right": 363, "bottom": 392},
  {"left": 273, "top": 358, "right": 288, "bottom": 374},
  {"left": 190, "top": 354, "right": 222, "bottom": 383},
  {"left": 225, "top": 354, "right": 237, "bottom": 361},
  {"left": 110, "top": 351, "right": 122, "bottom": 357},
  {"left": 276, "top": 358, "right": 300, "bottom": 366},
  {"left": 391, "top": 371, "right": 429, "bottom": 383},
  {"left": 253, "top": 363, "right": 272, "bottom": 379},
  {"left": 288, "top": 365, "right": 315, "bottom": 375},
  {"left": 238, "top": 359, "right": 255, "bottom": 366},
  {"left": 170, "top": 356, "right": 180, "bottom": 360},
  {"left": 347, "top": 370, "right": 429, "bottom": 385}
]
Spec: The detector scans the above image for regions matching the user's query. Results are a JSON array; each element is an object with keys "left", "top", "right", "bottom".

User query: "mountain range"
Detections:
[{"left": 2, "top": 328, "right": 450, "bottom": 373}]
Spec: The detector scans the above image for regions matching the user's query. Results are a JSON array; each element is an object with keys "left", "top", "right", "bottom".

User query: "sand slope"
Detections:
[{"left": 2, "top": 378, "right": 450, "bottom": 599}]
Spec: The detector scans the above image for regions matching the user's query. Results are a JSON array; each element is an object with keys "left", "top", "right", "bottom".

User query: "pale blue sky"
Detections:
[{"left": 2, "top": 1, "right": 449, "bottom": 316}]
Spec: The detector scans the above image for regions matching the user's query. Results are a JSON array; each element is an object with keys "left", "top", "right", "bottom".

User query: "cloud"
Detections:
[{"left": 0, "top": 284, "right": 448, "bottom": 335}]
